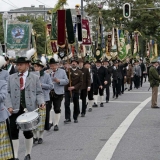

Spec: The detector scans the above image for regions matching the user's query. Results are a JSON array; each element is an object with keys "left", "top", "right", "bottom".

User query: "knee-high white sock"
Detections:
[
  {"left": 99, "top": 96, "right": 103, "bottom": 103},
  {"left": 39, "top": 131, "right": 44, "bottom": 139},
  {"left": 49, "top": 109, "right": 53, "bottom": 124},
  {"left": 54, "top": 113, "right": 60, "bottom": 126},
  {"left": 33, "top": 130, "right": 39, "bottom": 139},
  {"left": 88, "top": 100, "right": 93, "bottom": 109},
  {"left": 94, "top": 95, "right": 98, "bottom": 104},
  {"left": 12, "top": 140, "right": 19, "bottom": 158},
  {"left": 25, "top": 138, "right": 33, "bottom": 156}
]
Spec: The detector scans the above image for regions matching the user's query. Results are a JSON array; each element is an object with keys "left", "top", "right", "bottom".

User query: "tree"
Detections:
[
  {"left": 0, "top": 14, "right": 4, "bottom": 44},
  {"left": 85, "top": 0, "right": 160, "bottom": 56},
  {"left": 17, "top": 15, "right": 46, "bottom": 56}
]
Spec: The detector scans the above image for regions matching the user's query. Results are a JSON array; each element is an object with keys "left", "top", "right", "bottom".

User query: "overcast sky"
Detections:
[{"left": 0, "top": 0, "right": 86, "bottom": 11}]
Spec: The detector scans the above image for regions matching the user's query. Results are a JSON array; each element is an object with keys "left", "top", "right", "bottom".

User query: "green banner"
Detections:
[
  {"left": 7, "top": 23, "right": 31, "bottom": 49},
  {"left": 118, "top": 31, "right": 127, "bottom": 60},
  {"left": 50, "top": 13, "right": 57, "bottom": 40}
]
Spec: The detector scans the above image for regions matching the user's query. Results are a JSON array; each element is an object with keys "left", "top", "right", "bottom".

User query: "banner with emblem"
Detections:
[
  {"left": 50, "top": 13, "right": 57, "bottom": 40},
  {"left": 82, "top": 19, "right": 91, "bottom": 45},
  {"left": 118, "top": 30, "right": 127, "bottom": 60},
  {"left": 7, "top": 23, "right": 32, "bottom": 49}
]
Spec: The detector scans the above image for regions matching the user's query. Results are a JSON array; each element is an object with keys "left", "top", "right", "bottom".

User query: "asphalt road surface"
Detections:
[{"left": 17, "top": 81, "right": 160, "bottom": 160}]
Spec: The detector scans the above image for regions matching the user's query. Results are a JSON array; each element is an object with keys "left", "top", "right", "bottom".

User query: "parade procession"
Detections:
[{"left": 1, "top": 0, "right": 160, "bottom": 160}]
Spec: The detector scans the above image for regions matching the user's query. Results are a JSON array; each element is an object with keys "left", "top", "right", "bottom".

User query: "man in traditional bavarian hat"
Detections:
[
  {"left": 78, "top": 58, "right": 91, "bottom": 117},
  {"left": 32, "top": 59, "right": 53, "bottom": 144},
  {"left": 133, "top": 59, "right": 141, "bottom": 89},
  {"left": 49, "top": 58, "right": 69, "bottom": 130},
  {"left": 103, "top": 58, "right": 112, "bottom": 103},
  {"left": 64, "top": 56, "right": 83, "bottom": 123},
  {"left": 5, "top": 50, "right": 45, "bottom": 160},
  {"left": 92, "top": 59, "right": 108, "bottom": 107},
  {"left": 0, "top": 55, "right": 9, "bottom": 82},
  {"left": 149, "top": 58, "right": 160, "bottom": 108},
  {"left": 0, "top": 57, "right": 14, "bottom": 160}
]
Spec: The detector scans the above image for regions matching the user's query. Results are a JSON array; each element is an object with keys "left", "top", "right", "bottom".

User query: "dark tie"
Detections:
[{"left": 20, "top": 73, "right": 24, "bottom": 90}]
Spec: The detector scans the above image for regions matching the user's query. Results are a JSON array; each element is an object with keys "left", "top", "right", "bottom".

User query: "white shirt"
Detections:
[{"left": 19, "top": 70, "right": 28, "bottom": 89}]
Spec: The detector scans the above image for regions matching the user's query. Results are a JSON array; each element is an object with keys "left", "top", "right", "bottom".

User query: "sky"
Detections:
[{"left": 0, "top": 0, "right": 87, "bottom": 11}]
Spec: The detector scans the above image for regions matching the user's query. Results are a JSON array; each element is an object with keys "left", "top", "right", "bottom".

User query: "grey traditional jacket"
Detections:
[
  {"left": 40, "top": 72, "right": 53, "bottom": 101},
  {"left": 0, "top": 69, "right": 9, "bottom": 82},
  {"left": 0, "top": 80, "right": 10, "bottom": 122},
  {"left": 133, "top": 65, "right": 141, "bottom": 77},
  {"left": 50, "top": 68, "right": 69, "bottom": 95},
  {"left": 5, "top": 72, "right": 45, "bottom": 113}
]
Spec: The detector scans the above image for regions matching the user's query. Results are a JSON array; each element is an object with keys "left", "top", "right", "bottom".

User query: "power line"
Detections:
[
  {"left": 2, "top": 0, "right": 17, "bottom": 8},
  {"left": 36, "top": 0, "right": 53, "bottom": 8},
  {"left": 8, "top": 0, "right": 18, "bottom": 8}
]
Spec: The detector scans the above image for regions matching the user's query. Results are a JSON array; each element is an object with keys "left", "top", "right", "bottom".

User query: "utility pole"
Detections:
[{"left": 81, "top": 0, "right": 83, "bottom": 18}]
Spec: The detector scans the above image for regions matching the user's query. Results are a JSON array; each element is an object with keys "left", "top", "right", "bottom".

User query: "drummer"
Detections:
[
  {"left": 32, "top": 59, "right": 53, "bottom": 144},
  {"left": 5, "top": 53, "right": 45, "bottom": 160},
  {"left": 0, "top": 57, "right": 14, "bottom": 160}
]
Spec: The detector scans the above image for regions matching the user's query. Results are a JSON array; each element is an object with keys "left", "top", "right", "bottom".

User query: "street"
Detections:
[{"left": 18, "top": 81, "right": 160, "bottom": 160}]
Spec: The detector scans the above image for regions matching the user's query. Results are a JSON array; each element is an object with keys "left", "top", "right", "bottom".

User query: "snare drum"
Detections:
[{"left": 16, "top": 111, "right": 40, "bottom": 131}]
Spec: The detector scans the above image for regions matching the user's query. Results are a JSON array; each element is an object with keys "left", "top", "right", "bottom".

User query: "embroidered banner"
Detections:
[{"left": 82, "top": 19, "right": 91, "bottom": 45}]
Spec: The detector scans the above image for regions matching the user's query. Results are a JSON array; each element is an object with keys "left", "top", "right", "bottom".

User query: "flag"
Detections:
[{"left": 118, "top": 31, "right": 127, "bottom": 60}]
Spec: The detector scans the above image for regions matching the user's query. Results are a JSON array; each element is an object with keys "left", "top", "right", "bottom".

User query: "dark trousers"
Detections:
[
  {"left": 65, "top": 91, "right": 80, "bottom": 120},
  {"left": 105, "top": 84, "right": 110, "bottom": 101},
  {"left": 80, "top": 89, "right": 87, "bottom": 115},
  {"left": 121, "top": 77, "right": 124, "bottom": 93},
  {"left": 129, "top": 77, "right": 133, "bottom": 90},
  {"left": 50, "top": 90, "right": 63, "bottom": 114},
  {"left": 113, "top": 79, "right": 121, "bottom": 97},
  {"left": 94, "top": 87, "right": 104, "bottom": 96},
  {"left": 140, "top": 74, "right": 144, "bottom": 87},
  {"left": 9, "top": 109, "right": 33, "bottom": 140},
  {"left": 134, "top": 75, "right": 140, "bottom": 88},
  {"left": 44, "top": 101, "right": 52, "bottom": 130},
  {"left": 88, "top": 83, "right": 94, "bottom": 100}
]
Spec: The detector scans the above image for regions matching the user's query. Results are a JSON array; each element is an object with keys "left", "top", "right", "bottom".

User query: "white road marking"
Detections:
[
  {"left": 109, "top": 101, "right": 141, "bottom": 104},
  {"left": 97, "top": 100, "right": 141, "bottom": 104},
  {"left": 95, "top": 95, "right": 155, "bottom": 160}
]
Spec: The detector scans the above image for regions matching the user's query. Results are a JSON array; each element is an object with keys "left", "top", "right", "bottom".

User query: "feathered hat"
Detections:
[
  {"left": 14, "top": 48, "right": 35, "bottom": 63},
  {"left": 0, "top": 56, "right": 6, "bottom": 68}
]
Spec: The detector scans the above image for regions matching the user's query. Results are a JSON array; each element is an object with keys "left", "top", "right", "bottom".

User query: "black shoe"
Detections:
[
  {"left": 38, "top": 138, "right": 43, "bottom": 144},
  {"left": 54, "top": 125, "right": 59, "bottom": 131},
  {"left": 121, "top": 92, "right": 124, "bottom": 94},
  {"left": 48, "top": 123, "right": 53, "bottom": 130},
  {"left": 24, "top": 154, "right": 31, "bottom": 160},
  {"left": 64, "top": 119, "right": 71, "bottom": 124},
  {"left": 81, "top": 113, "right": 85, "bottom": 117},
  {"left": 100, "top": 103, "right": 104, "bottom": 107},
  {"left": 33, "top": 138, "right": 38, "bottom": 144},
  {"left": 92, "top": 103, "right": 98, "bottom": 107},
  {"left": 151, "top": 106, "right": 160, "bottom": 109},
  {"left": 125, "top": 88, "right": 127, "bottom": 90},
  {"left": 74, "top": 120, "right": 78, "bottom": 123},
  {"left": 106, "top": 100, "right": 109, "bottom": 103},
  {"left": 88, "top": 108, "right": 92, "bottom": 112},
  {"left": 113, "top": 95, "right": 115, "bottom": 98}
]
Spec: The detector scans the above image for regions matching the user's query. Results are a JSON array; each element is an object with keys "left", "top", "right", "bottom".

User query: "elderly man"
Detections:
[
  {"left": 6, "top": 54, "right": 45, "bottom": 160},
  {"left": 149, "top": 59, "right": 160, "bottom": 108}
]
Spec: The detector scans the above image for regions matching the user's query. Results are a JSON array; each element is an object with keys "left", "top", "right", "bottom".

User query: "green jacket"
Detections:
[{"left": 149, "top": 66, "right": 160, "bottom": 87}]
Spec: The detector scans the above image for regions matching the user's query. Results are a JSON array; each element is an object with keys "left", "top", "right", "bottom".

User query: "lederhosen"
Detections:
[{"left": 9, "top": 73, "right": 33, "bottom": 140}]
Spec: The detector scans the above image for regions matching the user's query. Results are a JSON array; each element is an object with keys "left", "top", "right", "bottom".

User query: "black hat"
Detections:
[
  {"left": 103, "top": 58, "right": 109, "bottom": 62},
  {"left": 14, "top": 57, "right": 31, "bottom": 63},
  {"left": 95, "top": 59, "right": 102, "bottom": 63},
  {"left": 113, "top": 60, "right": 118, "bottom": 64},
  {"left": 84, "top": 61, "right": 91, "bottom": 65},
  {"left": 70, "top": 55, "right": 79, "bottom": 64},
  {"left": 49, "top": 58, "right": 58, "bottom": 64},
  {"left": 32, "top": 59, "right": 44, "bottom": 67}
]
